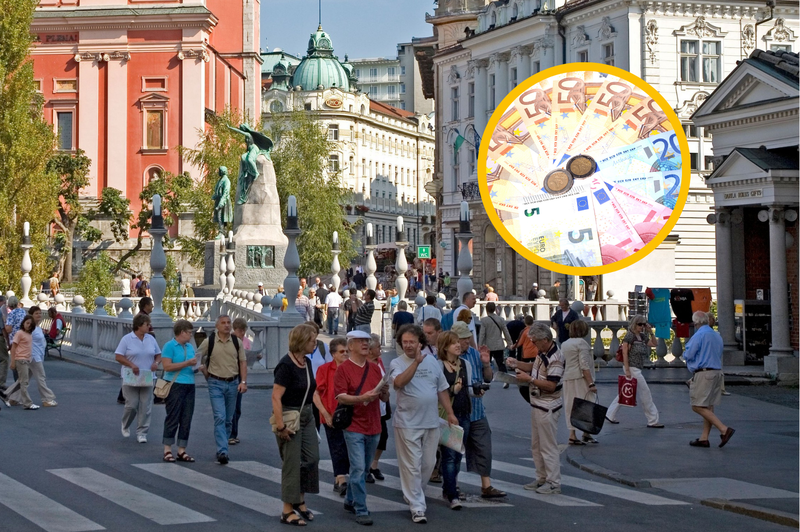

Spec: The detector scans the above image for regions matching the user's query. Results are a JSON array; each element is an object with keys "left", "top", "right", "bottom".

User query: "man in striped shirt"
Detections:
[{"left": 354, "top": 290, "right": 376, "bottom": 334}]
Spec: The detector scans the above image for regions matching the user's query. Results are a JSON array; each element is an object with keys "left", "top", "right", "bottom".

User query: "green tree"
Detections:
[
  {"left": 75, "top": 251, "right": 116, "bottom": 313},
  {"left": 268, "top": 109, "right": 358, "bottom": 276},
  {"left": 0, "top": 0, "right": 58, "bottom": 290}
]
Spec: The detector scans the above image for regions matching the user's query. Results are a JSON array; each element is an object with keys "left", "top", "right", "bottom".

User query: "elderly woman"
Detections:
[
  {"left": 605, "top": 315, "right": 663, "bottom": 428},
  {"left": 312, "top": 337, "right": 349, "bottom": 495},
  {"left": 115, "top": 313, "right": 161, "bottom": 443},
  {"left": 561, "top": 320, "right": 597, "bottom": 445},
  {"left": 117, "top": 297, "right": 155, "bottom": 405},
  {"left": 272, "top": 324, "right": 320, "bottom": 526},
  {"left": 161, "top": 320, "right": 200, "bottom": 463}
]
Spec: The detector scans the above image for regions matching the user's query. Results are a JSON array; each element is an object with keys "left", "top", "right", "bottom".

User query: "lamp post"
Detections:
[
  {"left": 365, "top": 223, "right": 377, "bottom": 291},
  {"left": 281, "top": 196, "right": 303, "bottom": 324},
  {"left": 395, "top": 216, "right": 409, "bottom": 301},
  {"left": 148, "top": 195, "right": 173, "bottom": 346},
  {"left": 331, "top": 231, "right": 341, "bottom": 294},
  {"left": 456, "top": 201, "right": 474, "bottom": 300},
  {"left": 20, "top": 222, "right": 34, "bottom": 307}
]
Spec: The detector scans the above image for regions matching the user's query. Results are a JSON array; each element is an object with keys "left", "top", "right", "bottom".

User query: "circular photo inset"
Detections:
[{"left": 479, "top": 63, "right": 691, "bottom": 275}]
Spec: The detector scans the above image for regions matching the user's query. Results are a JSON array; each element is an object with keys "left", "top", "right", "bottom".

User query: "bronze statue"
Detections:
[
  {"left": 227, "top": 124, "right": 274, "bottom": 204},
  {"left": 212, "top": 166, "right": 233, "bottom": 234}
]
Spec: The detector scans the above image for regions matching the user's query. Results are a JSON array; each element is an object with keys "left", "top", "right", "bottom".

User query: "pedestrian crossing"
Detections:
[{"left": 0, "top": 457, "right": 753, "bottom": 531}]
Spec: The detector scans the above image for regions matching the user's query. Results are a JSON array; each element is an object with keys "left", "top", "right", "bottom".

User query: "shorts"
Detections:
[{"left": 690, "top": 369, "right": 723, "bottom": 407}]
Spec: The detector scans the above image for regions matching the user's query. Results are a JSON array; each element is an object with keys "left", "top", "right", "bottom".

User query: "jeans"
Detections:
[
  {"left": 231, "top": 392, "right": 243, "bottom": 439},
  {"left": 441, "top": 416, "right": 470, "bottom": 501},
  {"left": 208, "top": 378, "right": 239, "bottom": 456},
  {"left": 326, "top": 308, "right": 339, "bottom": 335},
  {"left": 162, "top": 383, "right": 195, "bottom": 447},
  {"left": 355, "top": 324, "right": 371, "bottom": 334},
  {"left": 343, "top": 431, "right": 380, "bottom": 516}
]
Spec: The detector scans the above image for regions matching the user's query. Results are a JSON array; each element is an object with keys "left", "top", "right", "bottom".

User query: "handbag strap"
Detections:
[
  {"left": 298, "top": 360, "right": 311, "bottom": 412},
  {"left": 353, "top": 362, "right": 371, "bottom": 396}
]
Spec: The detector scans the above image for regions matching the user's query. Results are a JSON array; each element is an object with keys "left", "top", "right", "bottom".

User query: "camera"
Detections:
[
  {"left": 472, "top": 383, "right": 491, "bottom": 395},
  {"left": 530, "top": 386, "right": 541, "bottom": 398}
]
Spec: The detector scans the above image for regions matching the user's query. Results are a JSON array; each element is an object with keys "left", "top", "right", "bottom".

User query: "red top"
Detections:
[
  {"left": 49, "top": 312, "right": 65, "bottom": 339},
  {"left": 315, "top": 360, "right": 342, "bottom": 414},
  {"left": 334, "top": 359, "right": 383, "bottom": 436}
]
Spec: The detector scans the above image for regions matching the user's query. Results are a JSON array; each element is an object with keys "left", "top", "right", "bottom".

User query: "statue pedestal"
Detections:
[{"left": 233, "top": 154, "right": 288, "bottom": 290}]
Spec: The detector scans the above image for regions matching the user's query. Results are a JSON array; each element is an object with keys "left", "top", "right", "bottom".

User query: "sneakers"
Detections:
[
  {"left": 365, "top": 472, "right": 375, "bottom": 484},
  {"left": 369, "top": 468, "right": 384, "bottom": 481},
  {"left": 137, "top": 435, "right": 147, "bottom": 443},
  {"left": 343, "top": 502, "right": 356, "bottom": 514},
  {"left": 24, "top": 404, "right": 40, "bottom": 410},
  {"left": 449, "top": 499, "right": 462, "bottom": 510},
  {"left": 503, "top": 383, "right": 510, "bottom": 389},
  {"left": 355, "top": 514, "right": 373, "bottom": 526},
  {"left": 524, "top": 479, "right": 547, "bottom": 491},
  {"left": 411, "top": 511, "right": 427, "bottom": 524},
  {"left": 429, "top": 472, "right": 442, "bottom": 483},
  {"left": 535, "top": 483, "right": 562, "bottom": 495},
  {"left": 217, "top": 453, "right": 229, "bottom": 465},
  {"left": 228, "top": 438, "right": 240, "bottom": 445},
  {"left": 42, "top": 401, "right": 58, "bottom": 407},
  {"left": 121, "top": 423, "right": 130, "bottom": 438}
]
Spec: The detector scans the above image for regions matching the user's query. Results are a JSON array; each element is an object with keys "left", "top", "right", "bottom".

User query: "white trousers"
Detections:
[
  {"left": 606, "top": 367, "right": 660, "bottom": 425},
  {"left": 530, "top": 407, "right": 561, "bottom": 486},
  {"left": 394, "top": 426, "right": 439, "bottom": 514}
]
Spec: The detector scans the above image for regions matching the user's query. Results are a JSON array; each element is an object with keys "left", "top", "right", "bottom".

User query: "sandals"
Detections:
[
  {"left": 163, "top": 451, "right": 176, "bottom": 463},
  {"left": 292, "top": 503, "right": 314, "bottom": 521},
  {"left": 582, "top": 436, "right": 599, "bottom": 444},
  {"left": 177, "top": 452, "right": 195, "bottom": 462},
  {"left": 280, "top": 512, "right": 306, "bottom": 526},
  {"left": 568, "top": 438, "right": 586, "bottom": 446}
]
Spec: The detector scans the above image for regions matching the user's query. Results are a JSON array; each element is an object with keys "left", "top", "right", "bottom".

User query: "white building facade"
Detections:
[
  {"left": 421, "top": 0, "right": 799, "bottom": 299},
  {"left": 262, "top": 26, "right": 436, "bottom": 258}
]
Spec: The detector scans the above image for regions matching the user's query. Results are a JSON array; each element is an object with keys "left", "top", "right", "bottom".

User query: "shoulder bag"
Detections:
[
  {"left": 269, "top": 361, "right": 312, "bottom": 433},
  {"left": 331, "top": 362, "right": 371, "bottom": 430}
]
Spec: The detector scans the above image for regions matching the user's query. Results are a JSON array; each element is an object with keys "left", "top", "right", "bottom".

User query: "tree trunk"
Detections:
[{"left": 114, "top": 236, "right": 144, "bottom": 274}]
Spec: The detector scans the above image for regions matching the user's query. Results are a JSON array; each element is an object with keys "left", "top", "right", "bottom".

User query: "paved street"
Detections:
[{"left": 0, "top": 357, "right": 796, "bottom": 532}]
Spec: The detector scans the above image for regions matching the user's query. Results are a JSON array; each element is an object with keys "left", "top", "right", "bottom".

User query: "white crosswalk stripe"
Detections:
[
  {"left": 646, "top": 478, "right": 799, "bottom": 500},
  {"left": 493, "top": 460, "right": 689, "bottom": 505},
  {"left": 133, "top": 463, "right": 290, "bottom": 517},
  {"left": 230, "top": 461, "right": 410, "bottom": 512},
  {"left": 49, "top": 468, "right": 216, "bottom": 524},
  {"left": 318, "top": 460, "right": 513, "bottom": 509},
  {"left": 0, "top": 472, "right": 105, "bottom": 532},
  {"left": 381, "top": 459, "right": 598, "bottom": 507}
]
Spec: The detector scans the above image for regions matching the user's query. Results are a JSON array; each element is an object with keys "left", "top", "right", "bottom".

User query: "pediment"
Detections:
[
  {"left": 138, "top": 92, "right": 170, "bottom": 104},
  {"left": 709, "top": 152, "right": 765, "bottom": 182},
  {"left": 673, "top": 16, "right": 727, "bottom": 38}
]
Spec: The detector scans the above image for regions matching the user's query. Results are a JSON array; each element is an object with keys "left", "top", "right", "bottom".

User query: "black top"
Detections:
[
  {"left": 506, "top": 319, "right": 526, "bottom": 357},
  {"left": 392, "top": 311, "right": 415, "bottom": 327},
  {"left": 442, "top": 361, "right": 471, "bottom": 418},
  {"left": 273, "top": 354, "right": 316, "bottom": 407},
  {"left": 670, "top": 289, "right": 694, "bottom": 324},
  {"left": 551, "top": 308, "right": 580, "bottom": 343}
]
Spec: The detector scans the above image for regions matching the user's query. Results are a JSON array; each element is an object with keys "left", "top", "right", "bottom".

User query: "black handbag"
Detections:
[
  {"left": 331, "top": 363, "right": 371, "bottom": 430},
  {"left": 570, "top": 394, "right": 608, "bottom": 435}
]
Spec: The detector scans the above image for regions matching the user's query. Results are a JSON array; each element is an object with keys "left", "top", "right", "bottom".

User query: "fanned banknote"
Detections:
[
  {"left": 604, "top": 181, "right": 672, "bottom": 243},
  {"left": 552, "top": 72, "right": 596, "bottom": 163},
  {"left": 515, "top": 182, "right": 602, "bottom": 267},
  {"left": 595, "top": 131, "right": 682, "bottom": 174},
  {"left": 588, "top": 177, "right": 644, "bottom": 264},
  {"left": 487, "top": 107, "right": 549, "bottom": 189},
  {"left": 513, "top": 81, "right": 555, "bottom": 163}
]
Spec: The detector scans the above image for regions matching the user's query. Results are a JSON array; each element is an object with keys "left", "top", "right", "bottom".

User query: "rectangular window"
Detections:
[
  {"left": 142, "top": 77, "right": 167, "bottom": 92},
  {"left": 369, "top": 67, "right": 378, "bottom": 81},
  {"left": 56, "top": 111, "right": 73, "bottom": 151},
  {"left": 368, "top": 86, "right": 378, "bottom": 98},
  {"left": 533, "top": 61, "right": 540, "bottom": 74},
  {"left": 145, "top": 110, "right": 164, "bottom": 149},
  {"left": 350, "top": 125, "right": 355, "bottom": 141},
  {"left": 304, "top": 103, "right": 312, "bottom": 111},
  {"left": 54, "top": 79, "right": 77, "bottom": 93},
  {"left": 399, "top": 83, "right": 406, "bottom": 94},
  {"left": 362, "top": 158, "right": 367, "bottom": 177},
  {"left": 702, "top": 41, "right": 721, "bottom": 83},
  {"left": 771, "top": 44, "right": 792, "bottom": 52},
  {"left": 401, "top": 66, "right": 406, "bottom": 75},
  {"left": 511, "top": 67, "right": 518, "bottom": 88},
  {"left": 328, "top": 124, "right": 339, "bottom": 141},
  {"left": 681, "top": 40, "right": 721, "bottom": 83},
  {"left": 328, "top": 154, "right": 340, "bottom": 172},
  {"left": 690, "top": 152, "right": 698, "bottom": 171},
  {"left": 603, "top": 43, "right": 615, "bottom": 66},
  {"left": 399, "top": 101, "right": 406, "bottom": 110},
  {"left": 388, "top": 66, "right": 396, "bottom": 78},
  {"left": 388, "top": 85, "right": 396, "bottom": 97},
  {"left": 468, "top": 82, "right": 475, "bottom": 118},
  {"left": 451, "top": 87, "right": 459, "bottom": 121},
  {"left": 683, "top": 124, "right": 698, "bottom": 138},
  {"left": 489, "top": 74, "right": 496, "bottom": 110},
  {"left": 577, "top": 50, "right": 589, "bottom": 62},
  {"left": 468, "top": 149, "right": 476, "bottom": 176},
  {"left": 33, "top": 79, "right": 42, "bottom": 93}
]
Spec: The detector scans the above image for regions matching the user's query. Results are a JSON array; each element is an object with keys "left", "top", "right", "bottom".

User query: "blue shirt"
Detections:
[
  {"left": 30, "top": 328, "right": 46, "bottom": 363},
  {"left": 683, "top": 325, "right": 723, "bottom": 373},
  {"left": 460, "top": 346, "right": 488, "bottom": 422},
  {"left": 161, "top": 339, "right": 196, "bottom": 384}
]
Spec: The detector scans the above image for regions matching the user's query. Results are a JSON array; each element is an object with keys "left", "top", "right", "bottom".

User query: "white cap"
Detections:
[
  {"left": 346, "top": 330, "right": 371, "bottom": 340},
  {"left": 533, "top": 282, "right": 538, "bottom": 286},
  {"left": 258, "top": 282, "right": 264, "bottom": 286}
]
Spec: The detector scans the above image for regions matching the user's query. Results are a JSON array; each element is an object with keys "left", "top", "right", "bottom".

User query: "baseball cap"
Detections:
[
  {"left": 346, "top": 330, "right": 371, "bottom": 340},
  {"left": 258, "top": 282, "right": 263, "bottom": 286},
  {"left": 451, "top": 321, "right": 472, "bottom": 339}
]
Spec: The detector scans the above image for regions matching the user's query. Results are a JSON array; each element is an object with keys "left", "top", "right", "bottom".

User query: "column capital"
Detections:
[
  {"left": 471, "top": 58, "right": 490, "bottom": 70},
  {"left": 768, "top": 205, "right": 785, "bottom": 224}
]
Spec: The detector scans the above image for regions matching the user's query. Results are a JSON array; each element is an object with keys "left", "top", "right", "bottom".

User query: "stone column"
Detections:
[
  {"left": 331, "top": 232, "right": 341, "bottom": 294},
  {"left": 20, "top": 222, "right": 33, "bottom": 307},
  {"left": 713, "top": 208, "right": 740, "bottom": 358},
  {"left": 764, "top": 206, "right": 797, "bottom": 380},
  {"left": 518, "top": 45, "right": 532, "bottom": 82},
  {"left": 78, "top": 55, "right": 100, "bottom": 195},
  {"left": 281, "top": 196, "right": 303, "bottom": 325},
  {"left": 473, "top": 59, "right": 489, "bottom": 133},
  {"left": 180, "top": 53, "right": 205, "bottom": 180},
  {"left": 395, "top": 216, "right": 409, "bottom": 301},
  {"left": 106, "top": 55, "right": 127, "bottom": 195},
  {"left": 365, "top": 223, "right": 377, "bottom": 291}
]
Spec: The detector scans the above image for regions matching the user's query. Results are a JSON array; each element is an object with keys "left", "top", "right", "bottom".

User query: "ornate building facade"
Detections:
[
  {"left": 261, "top": 26, "right": 437, "bottom": 258},
  {"left": 420, "top": 0, "right": 798, "bottom": 299}
]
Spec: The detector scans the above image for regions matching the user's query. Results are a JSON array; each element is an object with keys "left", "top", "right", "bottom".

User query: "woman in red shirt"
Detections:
[{"left": 312, "top": 337, "right": 350, "bottom": 496}]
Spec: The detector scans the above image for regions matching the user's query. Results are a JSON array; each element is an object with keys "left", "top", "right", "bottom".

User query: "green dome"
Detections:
[{"left": 290, "top": 26, "right": 351, "bottom": 91}]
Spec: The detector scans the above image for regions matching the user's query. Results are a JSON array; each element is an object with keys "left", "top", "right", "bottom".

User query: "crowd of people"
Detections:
[{"left": 0, "top": 270, "right": 734, "bottom": 528}]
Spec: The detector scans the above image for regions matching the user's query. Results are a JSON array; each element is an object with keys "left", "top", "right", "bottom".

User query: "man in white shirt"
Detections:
[
  {"left": 452, "top": 292, "right": 478, "bottom": 348},
  {"left": 121, "top": 275, "right": 131, "bottom": 297},
  {"left": 325, "top": 289, "right": 343, "bottom": 335},
  {"left": 416, "top": 295, "right": 442, "bottom": 325}
]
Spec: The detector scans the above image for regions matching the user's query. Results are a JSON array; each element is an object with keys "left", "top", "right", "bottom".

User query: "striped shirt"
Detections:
[
  {"left": 530, "top": 342, "right": 565, "bottom": 409},
  {"left": 460, "top": 346, "right": 487, "bottom": 422},
  {"left": 354, "top": 300, "right": 374, "bottom": 326}
]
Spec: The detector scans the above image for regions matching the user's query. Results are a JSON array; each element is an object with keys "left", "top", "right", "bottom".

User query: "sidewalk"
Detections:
[{"left": 564, "top": 383, "right": 799, "bottom": 527}]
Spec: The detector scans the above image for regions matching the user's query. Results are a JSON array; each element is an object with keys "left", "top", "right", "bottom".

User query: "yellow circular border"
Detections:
[{"left": 478, "top": 62, "right": 692, "bottom": 276}]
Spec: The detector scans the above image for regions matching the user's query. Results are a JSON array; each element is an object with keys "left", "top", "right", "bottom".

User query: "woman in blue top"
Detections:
[{"left": 161, "top": 320, "right": 202, "bottom": 463}]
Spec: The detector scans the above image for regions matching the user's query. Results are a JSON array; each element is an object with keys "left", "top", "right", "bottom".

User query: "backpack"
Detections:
[
  {"left": 137, "top": 281, "right": 149, "bottom": 297},
  {"left": 207, "top": 332, "right": 241, "bottom": 367}
]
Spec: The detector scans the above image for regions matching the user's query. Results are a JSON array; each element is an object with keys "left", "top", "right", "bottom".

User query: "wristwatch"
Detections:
[
  {"left": 241, "top": 381, "right": 247, "bottom": 385},
  {"left": 588, "top": 382, "right": 596, "bottom": 387}
]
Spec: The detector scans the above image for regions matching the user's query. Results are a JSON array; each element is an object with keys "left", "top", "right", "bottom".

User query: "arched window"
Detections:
[
  {"left": 143, "top": 165, "right": 165, "bottom": 187},
  {"left": 484, "top": 224, "right": 498, "bottom": 244}
]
